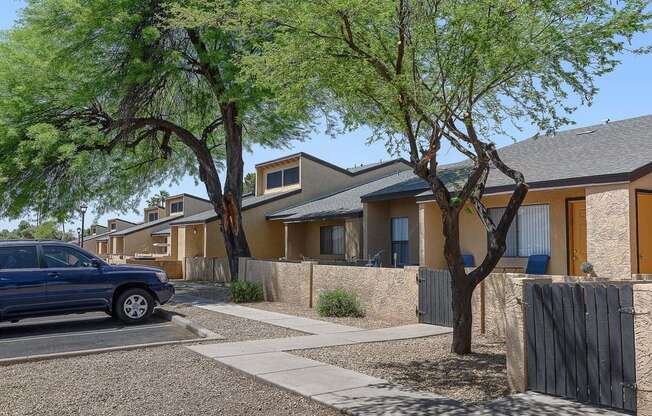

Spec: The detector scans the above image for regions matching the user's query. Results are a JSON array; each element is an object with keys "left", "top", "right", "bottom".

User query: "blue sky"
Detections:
[{"left": 1, "top": 1, "right": 651, "bottom": 230}]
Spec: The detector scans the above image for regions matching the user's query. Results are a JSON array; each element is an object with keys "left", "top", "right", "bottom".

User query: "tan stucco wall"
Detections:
[
  {"left": 111, "top": 236, "right": 123, "bottom": 255},
  {"left": 586, "top": 183, "right": 632, "bottom": 279},
  {"left": 183, "top": 224, "right": 205, "bottom": 258},
  {"left": 634, "top": 283, "right": 652, "bottom": 414},
  {"left": 182, "top": 196, "right": 213, "bottom": 217},
  {"left": 204, "top": 221, "right": 226, "bottom": 258},
  {"left": 312, "top": 265, "right": 419, "bottom": 323},
  {"left": 419, "top": 202, "right": 446, "bottom": 268},
  {"left": 241, "top": 259, "right": 313, "bottom": 307}
]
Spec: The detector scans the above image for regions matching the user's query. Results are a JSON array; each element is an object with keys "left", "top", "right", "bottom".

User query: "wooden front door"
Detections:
[
  {"left": 637, "top": 192, "right": 652, "bottom": 273},
  {"left": 567, "top": 199, "right": 587, "bottom": 276}
]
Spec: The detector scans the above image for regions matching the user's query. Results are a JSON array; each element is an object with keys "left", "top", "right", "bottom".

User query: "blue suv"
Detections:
[{"left": 0, "top": 241, "right": 175, "bottom": 324}]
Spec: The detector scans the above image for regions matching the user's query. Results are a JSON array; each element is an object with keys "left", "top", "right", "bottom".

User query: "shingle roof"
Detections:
[
  {"left": 152, "top": 228, "right": 171, "bottom": 236},
  {"left": 362, "top": 115, "right": 652, "bottom": 202},
  {"left": 170, "top": 189, "right": 302, "bottom": 225},
  {"left": 267, "top": 170, "right": 417, "bottom": 222},
  {"left": 111, "top": 216, "right": 179, "bottom": 236}
]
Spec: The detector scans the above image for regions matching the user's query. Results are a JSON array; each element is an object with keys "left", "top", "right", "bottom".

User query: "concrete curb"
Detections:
[
  {"left": 0, "top": 336, "right": 224, "bottom": 366},
  {"left": 155, "top": 308, "right": 221, "bottom": 339}
]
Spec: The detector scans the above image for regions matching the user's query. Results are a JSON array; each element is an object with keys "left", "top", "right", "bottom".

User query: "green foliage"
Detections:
[
  {"left": 243, "top": 172, "right": 256, "bottom": 194},
  {"left": 230, "top": 280, "right": 264, "bottom": 303},
  {"left": 242, "top": 0, "right": 651, "bottom": 145},
  {"left": 0, "top": 220, "right": 75, "bottom": 241},
  {"left": 147, "top": 190, "right": 170, "bottom": 208},
  {"left": 316, "top": 288, "right": 364, "bottom": 318},
  {"left": 0, "top": 0, "right": 309, "bottom": 221}
]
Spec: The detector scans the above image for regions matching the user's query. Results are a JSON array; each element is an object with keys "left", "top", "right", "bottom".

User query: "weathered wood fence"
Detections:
[
  {"left": 184, "top": 257, "right": 231, "bottom": 283},
  {"left": 525, "top": 282, "right": 636, "bottom": 412}
]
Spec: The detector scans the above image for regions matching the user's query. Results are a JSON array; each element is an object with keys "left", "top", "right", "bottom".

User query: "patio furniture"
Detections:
[{"left": 525, "top": 254, "right": 550, "bottom": 275}]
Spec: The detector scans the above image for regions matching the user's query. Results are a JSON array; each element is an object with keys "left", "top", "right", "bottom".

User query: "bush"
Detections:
[
  {"left": 230, "top": 280, "right": 264, "bottom": 303},
  {"left": 316, "top": 288, "right": 364, "bottom": 318}
]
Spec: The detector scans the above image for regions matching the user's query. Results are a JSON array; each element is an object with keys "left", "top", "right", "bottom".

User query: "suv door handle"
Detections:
[{"left": 48, "top": 272, "right": 60, "bottom": 279}]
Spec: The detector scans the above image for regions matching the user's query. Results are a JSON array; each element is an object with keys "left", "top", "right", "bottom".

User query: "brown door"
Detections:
[
  {"left": 567, "top": 199, "right": 587, "bottom": 276},
  {"left": 637, "top": 192, "right": 652, "bottom": 273}
]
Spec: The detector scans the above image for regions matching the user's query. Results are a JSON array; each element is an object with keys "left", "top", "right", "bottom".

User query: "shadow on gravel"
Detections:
[{"left": 368, "top": 351, "right": 508, "bottom": 405}]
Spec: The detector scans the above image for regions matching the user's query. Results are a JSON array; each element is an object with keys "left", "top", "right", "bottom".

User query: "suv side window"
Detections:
[
  {"left": 0, "top": 246, "right": 38, "bottom": 270},
  {"left": 42, "top": 246, "right": 94, "bottom": 268}
]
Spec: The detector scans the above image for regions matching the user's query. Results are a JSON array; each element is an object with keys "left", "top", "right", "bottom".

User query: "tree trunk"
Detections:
[
  {"left": 451, "top": 281, "right": 474, "bottom": 354},
  {"left": 219, "top": 102, "right": 251, "bottom": 279},
  {"left": 442, "top": 207, "right": 477, "bottom": 355}
]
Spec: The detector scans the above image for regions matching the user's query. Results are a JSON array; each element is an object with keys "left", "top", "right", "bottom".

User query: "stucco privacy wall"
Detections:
[
  {"left": 311, "top": 265, "right": 419, "bottom": 323},
  {"left": 634, "top": 283, "right": 652, "bottom": 415},
  {"left": 586, "top": 183, "right": 632, "bottom": 278},
  {"left": 240, "top": 258, "right": 312, "bottom": 307}
]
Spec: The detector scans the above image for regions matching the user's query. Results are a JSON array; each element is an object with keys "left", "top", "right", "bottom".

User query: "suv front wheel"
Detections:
[{"left": 115, "top": 288, "right": 154, "bottom": 325}]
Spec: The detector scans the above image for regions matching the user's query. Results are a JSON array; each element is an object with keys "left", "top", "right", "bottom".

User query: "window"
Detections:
[
  {"left": 266, "top": 166, "right": 300, "bottom": 190},
  {"left": 391, "top": 218, "right": 409, "bottom": 266},
  {"left": 110, "top": 223, "right": 117, "bottom": 231},
  {"left": 43, "top": 246, "right": 94, "bottom": 268},
  {"left": 148, "top": 212, "right": 159, "bottom": 222},
  {"left": 170, "top": 201, "right": 184, "bottom": 214},
  {"left": 266, "top": 171, "right": 283, "bottom": 189},
  {"left": 283, "top": 167, "right": 300, "bottom": 186},
  {"left": 320, "top": 225, "right": 345, "bottom": 255},
  {"left": 488, "top": 204, "right": 550, "bottom": 257},
  {"left": 0, "top": 246, "right": 38, "bottom": 270}
]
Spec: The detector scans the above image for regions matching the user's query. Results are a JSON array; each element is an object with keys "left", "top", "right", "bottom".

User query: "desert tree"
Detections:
[
  {"left": 0, "top": 0, "right": 308, "bottom": 276},
  {"left": 242, "top": 0, "right": 651, "bottom": 353}
]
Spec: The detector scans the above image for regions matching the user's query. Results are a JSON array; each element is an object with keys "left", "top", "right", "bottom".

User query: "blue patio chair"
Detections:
[
  {"left": 462, "top": 254, "right": 475, "bottom": 268},
  {"left": 525, "top": 255, "right": 549, "bottom": 275}
]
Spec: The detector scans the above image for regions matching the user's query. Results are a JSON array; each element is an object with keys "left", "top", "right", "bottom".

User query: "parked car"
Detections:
[{"left": 0, "top": 240, "right": 175, "bottom": 324}]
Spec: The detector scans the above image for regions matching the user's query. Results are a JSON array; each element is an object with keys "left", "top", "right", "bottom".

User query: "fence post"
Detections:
[
  {"left": 504, "top": 275, "right": 552, "bottom": 392},
  {"left": 302, "top": 261, "right": 318, "bottom": 308},
  {"left": 633, "top": 283, "right": 652, "bottom": 415}
]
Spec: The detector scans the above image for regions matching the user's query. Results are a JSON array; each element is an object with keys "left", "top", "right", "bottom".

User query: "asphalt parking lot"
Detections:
[{"left": 0, "top": 311, "right": 196, "bottom": 360}]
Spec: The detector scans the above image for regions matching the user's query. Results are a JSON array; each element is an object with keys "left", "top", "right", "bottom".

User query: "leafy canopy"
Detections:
[
  {"left": 0, "top": 0, "right": 309, "bottom": 220},
  {"left": 242, "top": 0, "right": 650, "bottom": 151}
]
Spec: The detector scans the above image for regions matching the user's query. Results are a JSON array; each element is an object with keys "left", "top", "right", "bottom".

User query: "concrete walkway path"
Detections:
[{"left": 183, "top": 298, "right": 626, "bottom": 415}]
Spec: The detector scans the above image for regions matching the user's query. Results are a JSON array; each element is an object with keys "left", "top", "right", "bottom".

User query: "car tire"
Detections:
[{"left": 115, "top": 288, "right": 154, "bottom": 325}]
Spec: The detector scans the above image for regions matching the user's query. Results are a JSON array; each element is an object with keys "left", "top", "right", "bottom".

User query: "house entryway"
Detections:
[
  {"left": 636, "top": 190, "right": 652, "bottom": 274},
  {"left": 524, "top": 282, "right": 636, "bottom": 413},
  {"left": 566, "top": 198, "right": 588, "bottom": 276}
]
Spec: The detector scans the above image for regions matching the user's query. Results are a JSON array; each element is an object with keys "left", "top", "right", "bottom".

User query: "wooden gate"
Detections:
[
  {"left": 525, "top": 282, "right": 636, "bottom": 412},
  {"left": 417, "top": 269, "right": 453, "bottom": 327}
]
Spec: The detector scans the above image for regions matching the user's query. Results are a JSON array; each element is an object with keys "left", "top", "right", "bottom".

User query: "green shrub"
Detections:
[
  {"left": 316, "top": 288, "right": 364, "bottom": 317},
  {"left": 230, "top": 280, "right": 264, "bottom": 303}
]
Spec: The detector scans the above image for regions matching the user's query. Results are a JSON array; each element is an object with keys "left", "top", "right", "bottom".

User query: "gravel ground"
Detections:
[
  {"left": 160, "top": 304, "right": 306, "bottom": 341},
  {"left": 242, "top": 301, "right": 400, "bottom": 329},
  {"left": 294, "top": 334, "right": 508, "bottom": 405},
  {"left": 0, "top": 346, "right": 339, "bottom": 416}
]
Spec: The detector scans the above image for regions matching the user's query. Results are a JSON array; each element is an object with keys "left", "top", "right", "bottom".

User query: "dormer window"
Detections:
[
  {"left": 110, "top": 223, "right": 116, "bottom": 231},
  {"left": 266, "top": 166, "right": 299, "bottom": 190},
  {"left": 148, "top": 212, "right": 159, "bottom": 222},
  {"left": 170, "top": 201, "right": 183, "bottom": 214}
]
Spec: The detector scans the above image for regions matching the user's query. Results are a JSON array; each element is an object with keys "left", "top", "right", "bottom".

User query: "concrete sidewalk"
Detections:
[{"left": 184, "top": 299, "right": 625, "bottom": 415}]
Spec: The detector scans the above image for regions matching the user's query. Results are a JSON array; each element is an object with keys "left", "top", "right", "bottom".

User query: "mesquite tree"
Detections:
[
  {"left": 243, "top": 0, "right": 650, "bottom": 353},
  {"left": 0, "top": 0, "right": 307, "bottom": 276}
]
